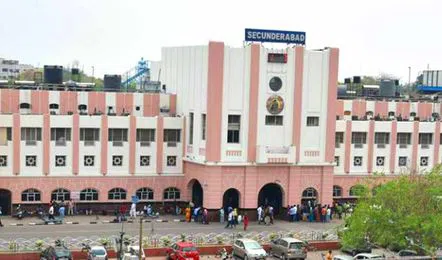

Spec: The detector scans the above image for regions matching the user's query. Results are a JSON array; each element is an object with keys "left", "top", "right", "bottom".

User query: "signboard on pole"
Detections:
[
  {"left": 71, "top": 191, "right": 80, "bottom": 200},
  {"left": 245, "top": 28, "right": 306, "bottom": 45}
]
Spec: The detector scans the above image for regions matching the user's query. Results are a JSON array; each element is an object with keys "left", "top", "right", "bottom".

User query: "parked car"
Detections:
[
  {"left": 269, "top": 237, "right": 307, "bottom": 259},
  {"left": 40, "top": 245, "right": 73, "bottom": 260},
  {"left": 333, "top": 253, "right": 383, "bottom": 260},
  {"left": 88, "top": 245, "right": 108, "bottom": 260},
  {"left": 341, "top": 244, "right": 372, "bottom": 256},
  {"left": 232, "top": 238, "right": 267, "bottom": 260},
  {"left": 123, "top": 246, "right": 145, "bottom": 260},
  {"left": 166, "top": 241, "right": 200, "bottom": 260}
]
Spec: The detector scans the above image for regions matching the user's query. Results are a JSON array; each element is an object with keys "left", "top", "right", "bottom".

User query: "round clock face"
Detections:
[
  {"left": 266, "top": 95, "right": 284, "bottom": 114},
  {"left": 269, "top": 76, "right": 283, "bottom": 92}
]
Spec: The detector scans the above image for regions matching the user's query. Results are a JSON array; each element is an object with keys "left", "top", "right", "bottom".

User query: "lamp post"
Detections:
[
  {"left": 119, "top": 221, "right": 125, "bottom": 260},
  {"left": 408, "top": 66, "right": 411, "bottom": 87}
]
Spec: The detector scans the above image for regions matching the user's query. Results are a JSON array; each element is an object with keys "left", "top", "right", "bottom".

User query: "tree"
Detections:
[{"left": 341, "top": 169, "right": 442, "bottom": 256}]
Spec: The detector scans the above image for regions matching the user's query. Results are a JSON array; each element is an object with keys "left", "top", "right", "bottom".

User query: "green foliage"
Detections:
[
  {"left": 8, "top": 240, "right": 18, "bottom": 252},
  {"left": 160, "top": 236, "right": 171, "bottom": 247},
  {"left": 99, "top": 237, "right": 111, "bottom": 248},
  {"left": 180, "top": 233, "right": 186, "bottom": 242},
  {"left": 35, "top": 240, "right": 45, "bottom": 251},
  {"left": 342, "top": 167, "right": 442, "bottom": 255},
  {"left": 216, "top": 235, "right": 225, "bottom": 245}
]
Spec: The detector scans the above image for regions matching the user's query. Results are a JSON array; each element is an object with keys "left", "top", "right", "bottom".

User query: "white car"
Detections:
[
  {"left": 334, "top": 253, "right": 384, "bottom": 260},
  {"left": 123, "top": 246, "right": 146, "bottom": 260},
  {"left": 232, "top": 238, "right": 267, "bottom": 260},
  {"left": 88, "top": 246, "right": 107, "bottom": 260}
]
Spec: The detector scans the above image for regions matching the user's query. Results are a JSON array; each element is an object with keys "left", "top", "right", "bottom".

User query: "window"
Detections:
[
  {"left": 51, "top": 188, "right": 70, "bottom": 201},
  {"left": 302, "top": 187, "right": 317, "bottom": 198},
  {"left": 354, "top": 156, "right": 363, "bottom": 166},
  {"left": 55, "top": 155, "right": 66, "bottom": 167},
  {"left": 398, "top": 156, "right": 408, "bottom": 166},
  {"left": 334, "top": 156, "right": 340, "bottom": 166},
  {"left": 167, "top": 156, "right": 177, "bottom": 166},
  {"left": 21, "top": 128, "right": 42, "bottom": 141},
  {"left": 349, "top": 185, "right": 366, "bottom": 197},
  {"left": 49, "top": 103, "right": 59, "bottom": 109},
  {"left": 164, "top": 129, "right": 181, "bottom": 142},
  {"left": 419, "top": 133, "right": 433, "bottom": 145},
  {"left": 80, "top": 188, "right": 98, "bottom": 201},
  {"left": 189, "top": 113, "right": 194, "bottom": 145},
  {"left": 19, "top": 103, "right": 31, "bottom": 109},
  {"left": 333, "top": 186, "right": 342, "bottom": 197},
  {"left": 201, "top": 114, "right": 206, "bottom": 141},
  {"left": 84, "top": 155, "right": 95, "bottom": 166},
  {"left": 51, "top": 128, "right": 71, "bottom": 145},
  {"left": 136, "top": 187, "right": 154, "bottom": 200},
  {"left": 80, "top": 128, "right": 100, "bottom": 142},
  {"left": 376, "top": 156, "right": 385, "bottom": 166},
  {"left": 269, "top": 76, "right": 283, "bottom": 91},
  {"left": 374, "top": 133, "right": 390, "bottom": 144},
  {"left": 265, "top": 115, "right": 283, "bottom": 125},
  {"left": 108, "top": 129, "right": 128, "bottom": 142},
  {"left": 6, "top": 127, "right": 12, "bottom": 141},
  {"left": 108, "top": 188, "right": 127, "bottom": 200},
  {"left": 335, "top": 132, "right": 344, "bottom": 148},
  {"left": 0, "top": 155, "right": 7, "bottom": 167},
  {"left": 78, "top": 104, "right": 87, "bottom": 113},
  {"left": 135, "top": 106, "right": 140, "bottom": 111},
  {"left": 140, "top": 156, "right": 150, "bottom": 166},
  {"left": 136, "top": 129, "right": 155, "bottom": 142},
  {"left": 163, "top": 187, "right": 180, "bottom": 200},
  {"left": 227, "top": 115, "right": 240, "bottom": 143},
  {"left": 420, "top": 156, "right": 429, "bottom": 166},
  {"left": 351, "top": 132, "right": 367, "bottom": 144},
  {"left": 306, "top": 117, "right": 319, "bottom": 126},
  {"left": 21, "top": 188, "right": 41, "bottom": 202},
  {"left": 112, "top": 155, "right": 123, "bottom": 166},
  {"left": 397, "top": 133, "right": 412, "bottom": 145},
  {"left": 25, "top": 155, "right": 37, "bottom": 166}
]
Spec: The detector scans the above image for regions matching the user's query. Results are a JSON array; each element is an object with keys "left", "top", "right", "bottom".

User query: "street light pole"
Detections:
[
  {"left": 139, "top": 217, "right": 143, "bottom": 260},
  {"left": 408, "top": 66, "right": 411, "bottom": 87},
  {"left": 119, "top": 221, "right": 125, "bottom": 260},
  {"left": 92, "top": 66, "right": 95, "bottom": 80}
]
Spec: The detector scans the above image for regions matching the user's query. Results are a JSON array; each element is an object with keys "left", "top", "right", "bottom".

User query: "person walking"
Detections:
[
  {"left": 225, "top": 208, "right": 233, "bottom": 228},
  {"left": 67, "top": 199, "right": 74, "bottom": 216},
  {"left": 233, "top": 208, "right": 238, "bottom": 227},
  {"left": 325, "top": 250, "right": 333, "bottom": 260},
  {"left": 48, "top": 204, "right": 55, "bottom": 220},
  {"left": 0, "top": 206, "right": 3, "bottom": 227},
  {"left": 219, "top": 208, "right": 225, "bottom": 224},
  {"left": 257, "top": 206, "right": 263, "bottom": 225},
  {"left": 185, "top": 207, "right": 191, "bottom": 222},
  {"left": 129, "top": 202, "right": 136, "bottom": 219},
  {"left": 58, "top": 204, "right": 65, "bottom": 222},
  {"left": 243, "top": 213, "right": 249, "bottom": 231},
  {"left": 326, "top": 206, "right": 331, "bottom": 222}
]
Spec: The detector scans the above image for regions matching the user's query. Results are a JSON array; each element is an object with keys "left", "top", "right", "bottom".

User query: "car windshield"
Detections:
[
  {"left": 92, "top": 249, "right": 106, "bottom": 255},
  {"left": 182, "top": 246, "right": 197, "bottom": 252},
  {"left": 289, "top": 243, "right": 303, "bottom": 249},
  {"left": 55, "top": 248, "right": 70, "bottom": 257},
  {"left": 244, "top": 241, "right": 262, "bottom": 250}
]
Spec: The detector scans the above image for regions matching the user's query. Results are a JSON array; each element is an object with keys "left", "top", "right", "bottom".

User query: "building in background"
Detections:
[{"left": 0, "top": 58, "right": 34, "bottom": 80}]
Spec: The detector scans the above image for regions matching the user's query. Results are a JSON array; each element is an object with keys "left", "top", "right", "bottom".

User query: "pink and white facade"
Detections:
[{"left": 1, "top": 41, "right": 438, "bottom": 214}]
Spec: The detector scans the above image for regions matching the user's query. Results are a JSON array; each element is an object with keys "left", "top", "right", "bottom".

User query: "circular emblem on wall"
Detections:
[
  {"left": 269, "top": 76, "right": 283, "bottom": 92},
  {"left": 266, "top": 95, "right": 285, "bottom": 114}
]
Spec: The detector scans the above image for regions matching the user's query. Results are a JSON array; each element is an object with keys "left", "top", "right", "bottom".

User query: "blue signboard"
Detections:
[{"left": 245, "top": 28, "right": 306, "bottom": 45}]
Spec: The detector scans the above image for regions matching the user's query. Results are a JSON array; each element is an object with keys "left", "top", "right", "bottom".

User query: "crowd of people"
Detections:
[{"left": 286, "top": 201, "right": 355, "bottom": 223}]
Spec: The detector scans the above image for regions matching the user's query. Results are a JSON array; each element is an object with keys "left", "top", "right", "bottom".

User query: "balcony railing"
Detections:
[
  {"left": 377, "top": 144, "right": 386, "bottom": 149},
  {"left": 399, "top": 144, "right": 408, "bottom": 149},
  {"left": 167, "top": 142, "right": 177, "bottom": 147},
  {"left": 113, "top": 141, "right": 123, "bottom": 147},
  {"left": 84, "top": 140, "right": 95, "bottom": 146},
  {"left": 25, "top": 140, "right": 37, "bottom": 146},
  {"left": 55, "top": 139, "right": 66, "bottom": 146},
  {"left": 354, "top": 143, "right": 363, "bottom": 149},
  {"left": 421, "top": 144, "right": 430, "bottom": 149},
  {"left": 140, "top": 141, "right": 151, "bottom": 147}
]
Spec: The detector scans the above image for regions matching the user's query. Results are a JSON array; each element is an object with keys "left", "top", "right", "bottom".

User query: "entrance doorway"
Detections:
[
  {"left": 0, "top": 189, "right": 12, "bottom": 215},
  {"left": 191, "top": 180, "right": 203, "bottom": 207},
  {"left": 223, "top": 188, "right": 240, "bottom": 210},
  {"left": 301, "top": 187, "right": 318, "bottom": 205},
  {"left": 258, "top": 183, "right": 283, "bottom": 215}
]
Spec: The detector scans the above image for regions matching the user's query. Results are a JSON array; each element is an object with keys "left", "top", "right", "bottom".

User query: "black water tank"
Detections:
[
  {"left": 44, "top": 65, "right": 63, "bottom": 84},
  {"left": 104, "top": 75, "right": 122, "bottom": 91},
  {"left": 353, "top": 76, "right": 361, "bottom": 84},
  {"left": 71, "top": 68, "right": 80, "bottom": 75},
  {"left": 344, "top": 78, "right": 351, "bottom": 84}
]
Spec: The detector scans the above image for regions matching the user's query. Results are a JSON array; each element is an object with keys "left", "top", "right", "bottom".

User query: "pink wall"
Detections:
[
  {"left": 351, "top": 100, "right": 366, "bottom": 118},
  {"left": 293, "top": 46, "right": 304, "bottom": 163},
  {"left": 100, "top": 115, "right": 108, "bottom": 175},
  {"left": 87, "top": 92, "right": 106, "bottom": 114},
  {"left": 115, "top": 93, "right": 134, "bottom": 115},
  {"left": 344, "top": 121, "right": 352, "bottom": 173},
  {"left": 12, "top": 114, "right": 20, "bottom": 175},
  {"left": 389, "top": 121, "right": 397, "bottom": 173},
  {"left": 411, "top": 121, "right": 419, "bottom": 173},
  {"left": 374, "top": 101, "right": 388, "bottom": 117},
  {"left": 247, "top": 44, "right": 260, "bottom": 162},
  {"left": 418, "top": 102, "right": 432, "bottom": 119},
  {"left": 143, "top": 94, "right": 160, "bottom": 117},
  {"left": 434, "top": 121, "right": 440, "bottom": 166},
  {"left": 129, "top": 116, "right": 136, "bottom": 175},
  {"left": 205, "top": 42, "right": 224, "bottom": 162},
  {"left": 336, "top": 100, "right": 344, "bottom": 118},
  {"left": 325, "top": 48, "right": 339, "bottom": 162},
  {"left": 0, "top": 89, "right": 19, "bottom": 113},
  {"left": 59, "top": 91, "right": 78, "bottom": 115},
  {"left": 169, "top": 94, "right": 177, "bottom": 115},
  {"left": 31, "top": 91, "right": 49, "bottom": 114},
  {"left": 366, "top": 120, "right": 375, "bottom": 174},
  {"left": 42, "top": 114, "right": 50, "bottom": 175},
  {"left": 72, "top": 114, "right": 79, "bottom": 175},
  {"left": 396, "top": 102, "right": 410, "bottom": 119},
  {"left": 156, "top": 116, "right": 164, "bottom": 174}
]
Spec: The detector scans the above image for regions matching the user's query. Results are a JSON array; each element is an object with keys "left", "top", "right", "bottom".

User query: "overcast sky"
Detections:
[{"left": 0, "top": 0, "right": 441, "bottom": 83}]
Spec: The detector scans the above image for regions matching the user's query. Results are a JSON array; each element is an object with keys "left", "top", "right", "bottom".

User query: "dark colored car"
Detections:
[
  {"left": 40, "top": 245, "right": 73, "bottom": 260},
  {"left": 167, "top": 242, "right": 200, "bottom": 260},
  {"left": 341, "top": 244, "right": 372, "bottom": 256}
]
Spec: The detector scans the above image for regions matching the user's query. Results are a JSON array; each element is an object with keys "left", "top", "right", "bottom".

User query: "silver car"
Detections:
[
  {"left": 232, "top": 239, "right": 267, "bottom": 260},
  {"left": 270, "top": 238, "right": 307, "bottom": 260}
]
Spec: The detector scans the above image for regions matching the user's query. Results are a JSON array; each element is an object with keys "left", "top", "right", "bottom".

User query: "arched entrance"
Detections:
[
  {"left": 223, "top": 188, "right": 240, "bottom": 210},
  {"left": 0, "top": 189, "right": 12, "bottom": 215},
  {"left": 301, "top": 187, "right": 318, "bottom": 205},
  {"left": 258, "top": 183, "right": 283, "bottom": 215},
  {"left": 191, "top": 180, "right": 203, "bottom": 207}
]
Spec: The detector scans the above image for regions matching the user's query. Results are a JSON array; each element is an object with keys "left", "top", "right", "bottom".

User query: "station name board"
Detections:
[{"left": 245, "top": 28, "right": 306, "bottom": 45}]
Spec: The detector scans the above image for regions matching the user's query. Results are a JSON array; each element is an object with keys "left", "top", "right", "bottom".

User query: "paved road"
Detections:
[{"left": 0, "top": 215, "right": 341, "bottom": 239}]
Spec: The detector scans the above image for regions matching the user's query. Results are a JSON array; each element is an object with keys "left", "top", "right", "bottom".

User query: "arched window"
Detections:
[
  {"left": 302, "top": 187, "right": 317, "bottom": 199},
  {"left": 136, "top": 187, "right": 154, "bottom": 200},
  {"left": 19, "top": 103, "right": 31, "bottom": 109},
  {"left": 349, "top": 185, "right": 367, "bottom": 197},
  {"left": 51, "top": 188, "right": 70, "bottom": 201},
  {"left": 333, "top": 185, "right": 342, "bottom": 198},
  {"left": 21, "top": 188, "right": 41, "bottom": 202},
  {"left": 80, "top": 188, "right": 98, "bottom": 201},
  {"left": 163, "top": 187, "right": 180, "bottom": 200},
  {"left": 49, "top": 103, "right": 59, "bottom": 109},
  {"left": 108, "top": 188, "right": 127, "bottom": 200}
]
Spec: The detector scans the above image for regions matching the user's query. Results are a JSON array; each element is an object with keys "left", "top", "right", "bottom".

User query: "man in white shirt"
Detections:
[
  {"left": 129, "top": 203, "right": 136, "bottom": 219},
  {"left": 49, "top": 205, "right": 55, "bottom": 220},
  {"left": 257, "top": 206, "right": 263, "bottom": 225}
]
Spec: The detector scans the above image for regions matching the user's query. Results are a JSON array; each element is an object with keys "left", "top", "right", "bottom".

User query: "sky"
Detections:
[{"left": 0, "top": 0, "right": 441, "bottom": 83}]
